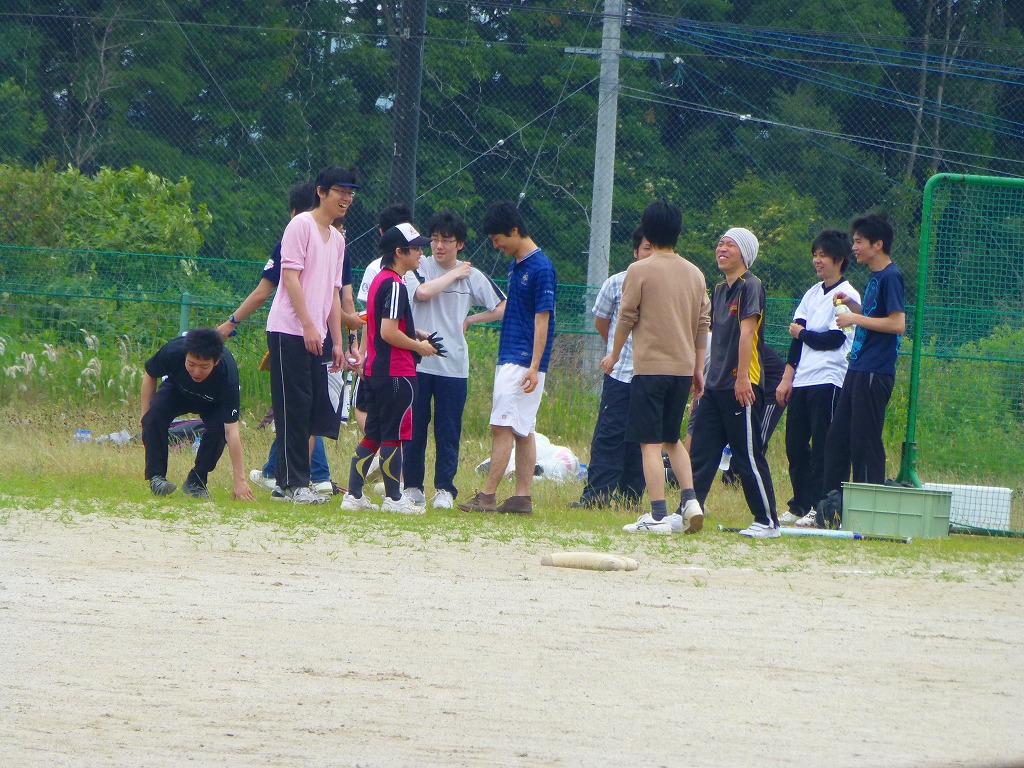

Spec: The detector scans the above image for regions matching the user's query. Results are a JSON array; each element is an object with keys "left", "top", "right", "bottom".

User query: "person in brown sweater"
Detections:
[{"left": 601, "top": 200, "right": 710, "bottom": 534}]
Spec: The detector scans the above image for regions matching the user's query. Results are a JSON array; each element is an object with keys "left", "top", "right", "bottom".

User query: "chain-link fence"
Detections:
[{"left": 3, "top": 3, "right": 1024, "bottom": 517}]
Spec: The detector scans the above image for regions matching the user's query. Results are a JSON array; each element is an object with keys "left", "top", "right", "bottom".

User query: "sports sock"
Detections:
[
  {"left": 348, "top": 441, "right": 378, "bottom": 497},
  {"left": 379, "top": 442, "right": 402, "bottom": 500},
  {"left": 680, "top": 488, "right": 697, "bottom": 506},
  {"left": 650, "top": 499, "right": 667, "bottom": 520}
]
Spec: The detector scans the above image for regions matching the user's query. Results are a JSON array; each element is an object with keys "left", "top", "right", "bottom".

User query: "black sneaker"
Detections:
[
  {"left": 149, "top": 476, "right": 177, "bottom": 496},
  {"left": 182, "top": 474, "right": 210, "bottom": 499}
]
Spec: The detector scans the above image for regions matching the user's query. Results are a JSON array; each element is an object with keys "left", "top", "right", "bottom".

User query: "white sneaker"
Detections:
[
  {"left": 405, "top": 487, "right": 426, "bottom": 506},
  {"left": 249, "top": 469, "right": 276, "bottom": 492},
  {"left": 312, "top": 480, "right": 335, "bottom": 495},
  {"left": 623, "top": 512, "right": 673, "bottom": 533},
  {"left": 739, "top": 521, "right": 781, "bottom": 538},
  {"left": 431, "top": 490, "right": 455, "bottom": 509},
  {"left": 778, "top": 510, "right": 801, "bottom": 524},
  {"left": 381, "top": 495, "right": 426, "bottom": 515},
  {"left": 341, "top": 493, "right": 379, "bottom": 511},
  {"left": 794, "top": 510, "right": 818, "bottom": 528},
  {"left": 681, "top": 499, "right": 704, "bottom": 534},
  {"left": 284, "top": 486, "right": 329, "bottom": 505}
]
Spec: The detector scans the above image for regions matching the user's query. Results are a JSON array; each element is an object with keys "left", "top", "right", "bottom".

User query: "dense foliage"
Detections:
[{"left": 1, "top": 1, "right": 1022, "bottom": 295}]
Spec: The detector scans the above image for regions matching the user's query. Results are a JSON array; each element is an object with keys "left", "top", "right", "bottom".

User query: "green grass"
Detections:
[{"left": 2, "top": 401, "right": 1023, "bottom": 580}]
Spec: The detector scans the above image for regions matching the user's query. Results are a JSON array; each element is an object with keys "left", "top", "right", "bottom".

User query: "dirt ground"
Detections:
[{"left": 2, "top": 509, "right": 1022, "bottom": 768}]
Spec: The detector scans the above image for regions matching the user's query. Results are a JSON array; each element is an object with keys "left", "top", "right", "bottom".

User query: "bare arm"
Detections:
[
  {"left": 692, "top": 343, "right": 706, "bottom": 400},
  {"left": 836, "top": 310, "right": 906, "bottom": 335},
  {"left": 380, "top": 318, "right": 437, "bottom": 358},
  {"left": 520, "top": 311, "right": 550, "bottom": 394},
  {"left": 594, "top": 315, "right": 611, "bottom": 343},
  {"left": 413, "top": 261, "right": 472, "bottom": 301},
  {"left": 224, "top": 422, "right": 255, "bottom": 501},
  {"left": 464, "top": 300, "right": 506, "bottom": 333},
  {"left": 218, "top": 278, "right": 275, "bottom": 338}
]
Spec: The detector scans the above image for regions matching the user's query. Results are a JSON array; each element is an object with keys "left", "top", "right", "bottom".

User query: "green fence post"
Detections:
[
  {"left": 896, "top": 174, "right": 948, "bottom": 487},
  {"left": 179, "top": 292, "right": 191, "bottom": 336}
]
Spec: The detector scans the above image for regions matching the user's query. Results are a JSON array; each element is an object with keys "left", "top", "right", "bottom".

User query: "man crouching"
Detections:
[{"left": 141, "top": 327, "right": 255, "bottom": 500}]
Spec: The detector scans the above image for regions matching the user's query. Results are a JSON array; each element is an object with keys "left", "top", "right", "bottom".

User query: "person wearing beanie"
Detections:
[{"left": 689, "top": 227, "right": 780, "bottom": 538}]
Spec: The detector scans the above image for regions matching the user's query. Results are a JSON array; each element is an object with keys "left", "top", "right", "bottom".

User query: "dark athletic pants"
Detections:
[
  {"left": 823, "top": 370, "right": 895, "bottom": 495},
  {"left": 268, "top": 331, "right": 330, "bottom": 491},
  {"left": 142, "top": 382, "right": 226, "bottom": 483},
  {"left": 785, "top": 383, "right": 841, "bottom": 515},
  {"left": 404, "top": 371, "right": 468, "bottom": 498},
  {"left": 580, "top": 375, "right": 645, "bottom": 505},
  {"left": 691, "top": 387, "right": 777, "bottom": 526}
]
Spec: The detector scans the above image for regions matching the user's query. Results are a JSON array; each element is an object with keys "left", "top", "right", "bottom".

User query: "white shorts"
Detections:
[{"left": 489, "top": 363, "right": 546, "bottom": 437}]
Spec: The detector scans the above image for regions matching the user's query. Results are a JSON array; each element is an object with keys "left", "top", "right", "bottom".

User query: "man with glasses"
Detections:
[
  {"left": 265, "top": 166, "right": 358, "bottom": 504},
  {"left": 402, "top": 210, "right": 506, "bottom": 509}
]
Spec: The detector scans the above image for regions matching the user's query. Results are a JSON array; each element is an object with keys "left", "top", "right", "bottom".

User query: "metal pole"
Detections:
[
  {"left": 387, "top": 0, "right": 427, "bottom": 216},
  {"left": 179, "top": 292, "right": 191, "bottom": 336},
  {"left": 586, "top": 0, "right": 623, "bottom": 298}
]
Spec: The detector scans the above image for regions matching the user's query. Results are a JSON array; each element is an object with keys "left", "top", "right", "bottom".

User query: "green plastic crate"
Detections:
[{"left": 842, "top": 482, "right": 952, "bottom": 539}]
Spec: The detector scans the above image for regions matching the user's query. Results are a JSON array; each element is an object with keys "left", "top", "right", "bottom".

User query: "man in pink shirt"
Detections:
[{"left": 266, "top": 166, "right": 357, "bottom": 504}]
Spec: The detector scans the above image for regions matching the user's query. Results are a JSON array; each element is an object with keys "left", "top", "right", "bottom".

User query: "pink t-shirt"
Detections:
[{"left": 266, "top": 212, "right": 345, "bottom": 339}]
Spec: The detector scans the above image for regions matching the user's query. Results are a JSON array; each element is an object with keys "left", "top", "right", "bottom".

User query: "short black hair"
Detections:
[
  {"left": 851, "top": 210, "right": 893, "bottom": 254},
  {"left": 314, "top": 166, "right": 360, "bottom": 206},
  {"left": 482, "top": 200, "right": 529, "bottom": 237},
  {"left": 640, "top": 200, "right": 682, "bottom": 249},
  {"left": 288, "top": 181, "right": 317, "bottom": 215},
  {"left": 811, "top": 228, "right": 853, "bottom": 274},
  {"left": 631, "top": 225, "right": 644, "bottom": 252},
  {"left": 378, "top": 203, "right": 412, "bottom": 232},
  {"left": 428, "top": 210, "right": 468, "bottom": 243},
  {"left": 183, "top": 328, "right": 224, "bottom": 361}
]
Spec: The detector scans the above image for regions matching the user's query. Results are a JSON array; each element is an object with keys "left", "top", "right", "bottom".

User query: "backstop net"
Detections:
[{"left": 900, "top": 174, "right": 1024, "bottom": 535}]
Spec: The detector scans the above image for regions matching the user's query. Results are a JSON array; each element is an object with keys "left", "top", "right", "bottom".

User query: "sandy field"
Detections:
[{"left": 2, "top": 509, "right": 1023, "bottom": 768}]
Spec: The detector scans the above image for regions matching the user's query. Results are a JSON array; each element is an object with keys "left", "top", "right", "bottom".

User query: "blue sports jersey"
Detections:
[{"left": 497, "top": 248, "right": 557, "bottom": 372}]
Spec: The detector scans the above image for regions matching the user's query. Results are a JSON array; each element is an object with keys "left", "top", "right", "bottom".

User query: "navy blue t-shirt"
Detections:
[
  {"left": 848, "top": 262, "right": 905, "bottom": 376},
  {"left": 497, "top": 249, "right": 557, "bottom": 372}
]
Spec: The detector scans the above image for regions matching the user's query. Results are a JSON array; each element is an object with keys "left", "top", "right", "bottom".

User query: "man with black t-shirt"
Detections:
[{"left": 141, "top": 327, "right": 254, "bottom": 500}]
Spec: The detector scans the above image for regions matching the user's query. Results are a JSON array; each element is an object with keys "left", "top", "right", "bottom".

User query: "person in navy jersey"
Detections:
[
  {"left": 341, "top": 223, "right": 439, "bottom": 515},
  {"left": 141, "top": 328, "right": 254, "bottom": 501},
  {"left": 459, "top": 201, "right": 556, "bottom": 516},
  {"left": 819, "top": 211, "right": 906, "bottom": 528}
]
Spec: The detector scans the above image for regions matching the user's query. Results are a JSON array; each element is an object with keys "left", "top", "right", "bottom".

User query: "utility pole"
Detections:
[
  {"left": 566, "top": 2, "right": 664, "bottom": 299},
  {"left": 387, "top": 0, "right": 428, "bottom": 216},
  {"left": 566, "top": 1, "right": 663, "bottom": 372},
  {"left": 586, "top": 0, "right": 624, "bottom": 295}
]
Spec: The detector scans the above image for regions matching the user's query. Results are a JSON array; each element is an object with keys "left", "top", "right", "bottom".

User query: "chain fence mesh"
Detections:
[{"left": 2, "top": 2, "right": 1024, "bottom": 528}]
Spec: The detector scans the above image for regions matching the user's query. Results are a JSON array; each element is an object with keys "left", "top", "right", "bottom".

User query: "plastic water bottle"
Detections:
[
  {"left": 718, "top": 445, "right": 732, "bottom": 471},
  {"left": 73, "top": 429, "right": 92, "bottom": 445},
  {"left": 834, "top": 299, "right": 855, "bottom": 339},
  {"left": 191, "top": 435, "right": 202, "bottom": 453}
]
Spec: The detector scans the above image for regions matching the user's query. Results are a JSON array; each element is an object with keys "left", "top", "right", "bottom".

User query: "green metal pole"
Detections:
[
  {"left": 179, "top": 292, "right": 191, "bottom": 336},
  {"left": 896, "top": 174, "right": 947, "bottom": 486}
]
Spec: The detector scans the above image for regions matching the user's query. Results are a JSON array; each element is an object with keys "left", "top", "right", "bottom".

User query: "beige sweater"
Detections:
[{"left": 615, "top": 250, "right": 711, "bottom": 376}]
